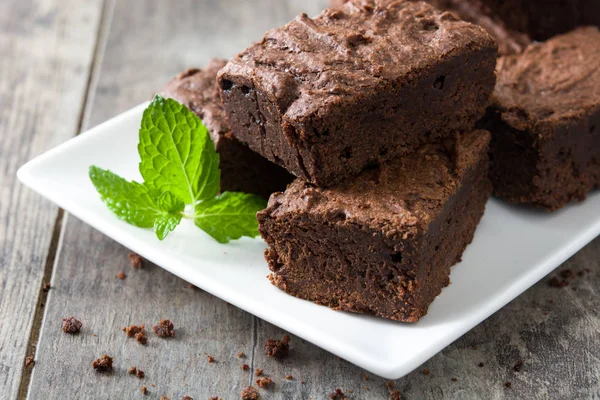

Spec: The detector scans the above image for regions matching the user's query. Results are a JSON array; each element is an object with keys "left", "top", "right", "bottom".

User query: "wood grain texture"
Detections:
[
  {"left": 21, "top": 0, "right": 600, "bottom": 399},
  {"left": 0, "top": 0, "right": 104, "bottom": 398}
]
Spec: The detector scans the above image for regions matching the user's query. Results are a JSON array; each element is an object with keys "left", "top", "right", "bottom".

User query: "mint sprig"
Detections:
[{"left": 89, "top": 95, "right": 266, "bottom": 242}]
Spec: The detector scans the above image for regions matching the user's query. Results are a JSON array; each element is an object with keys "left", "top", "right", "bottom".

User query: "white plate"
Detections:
[{"left": 18, "top": 103, "right": 600, "bottom": 379}]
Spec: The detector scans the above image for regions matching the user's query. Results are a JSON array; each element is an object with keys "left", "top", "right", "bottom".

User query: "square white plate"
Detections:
[{"left": 18, "top": 103, "right": 600, "bottom": 379}]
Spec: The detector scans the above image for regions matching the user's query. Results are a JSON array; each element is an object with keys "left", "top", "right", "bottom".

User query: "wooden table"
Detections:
[{"left": 1, "top": 0, "right": 599, "bottom": 398}]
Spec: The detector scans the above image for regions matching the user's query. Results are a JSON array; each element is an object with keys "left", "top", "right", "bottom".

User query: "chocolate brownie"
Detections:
[
  {"left": 330, "top": 0, "right": 530, "bottom": 55},
  {"left": 218, "top": 1, "right": 497, "bottom": 187},
  {"left": 482, "top": 27, "right": 600, "bottom": 211},
  {"left": 159, "top": 59, "right": 293, "bottom": 199},
  {"left": 258, "top": 130, "right": 491, "bottom": 322}
]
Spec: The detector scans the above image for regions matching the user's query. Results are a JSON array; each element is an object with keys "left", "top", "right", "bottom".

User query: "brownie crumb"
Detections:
[
  {"left": 153, "top": 319, "right": 175, "bottom": 337},
  {"left": 422, "top": 369, "right": 430, "bottom": 375},
  {"left": 25, "top": 356, "right": 35, "bottom": 368},
  {"left": 328, "top": 388, "right": 348, "bottom": 400},
  {"left": 364, "top": 373, "right": 369, "bottom": 381},
  {"left": 241, "top": 364, "right": 249, "bottom": 371},
  {"left": 285, "top": 375, "right": 293, "bottom": 380},
  {"left": 472, "top": 345, "right": 479, "bottom": 350},
  {"left": 136, "top": 331, "right": 148, "bottom": 345},
  {"left": 128, "top": 252, "right": 143, "bottom": 268},
  {"left": 207, "top": 355, "right": 215, "bottom": 363},
  {"left": 549, "top": 276, "right": 569, "bottom": 288},
  {"left": 182, "top": 396, "right": 193, "bottom": 400},
  {"left": 451, "top": 378, "right": 457, "bottom": 382},
  {"left": 264, "top": 335, "right": 290, "bottom": 359},
  {"left": 92, "top": 354, "right": 113, "bottom": 372},
  {"left": 255, "top": 368, "right": 263, "bottom": 377},
  {"left": 255, "top": 377, "right": 273, "bottom": 389},
  {"left": 62, "top": 316, "right": 82, "bottom": 334},
  {"left": 117, "top": 271, "right": 127, "bottom": 280},
  {"left": 122, "top": 324, "right": 144, "bottom": 337},
  {"left": 160, "top": 397, "right": 170, "bottom": 400},
  {"left": 237, "top": 352, "right": 246, "bottom": 358},
  {"left": 137, "top": 369, "right": 145, "bottom": 379},
  {"left": 504, "top": 381, "right": 512, "bottom": 388},
  {"left": 577, "top": 271, "right": 585, "bottom": 277},
  {"left": 129, "top": 366, "right": 137, "bottom": 374},
  {"left": 209, "top": 397, "right": 219, "bottom": 400},
  {"left": 478, "top": 362, "right": 484, "bottom": 367},
  {"left": 559, "top": 269, "right": 574, "bottom": 280},
  {"left": 513, "top": 360, "right": 523, "bottom": 372},
  {"left": 386, "top": 381, "right": 394, "bottom": 390},
  {"left": 241, "top": 386, "right": 259, "bottom": 400},
  {"left": 390, "top": 390, "right": 402, "bottom": 400},
  {"left": 42, "top": 282, "right": 51, "bottom": 292},
  {"left": 141, "top": 386, "right": 148, "bottom": 395}
]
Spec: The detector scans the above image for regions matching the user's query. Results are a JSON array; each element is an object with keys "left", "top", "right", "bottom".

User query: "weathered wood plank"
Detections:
[
  {"left": 26, "top": 0, "right": 600, "bottom": 398},
  {"left": 0, "top": 1, "right": 105, "bottom": 399},
  {"left": 27, "top": 1, "right": 328, "bottom": 399}
]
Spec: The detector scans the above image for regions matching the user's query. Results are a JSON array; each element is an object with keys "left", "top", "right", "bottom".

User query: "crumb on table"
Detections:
[
  {"left": 328, "top": 388, "right": 348, "bottom": 400},
  {"left": 153, "top": 319, "right": 175, "bottom": 337},
  {"left": 122, "top": 324, "right": 144, "bottom": 337},
  {"left": 128, "top": 252, "right": 143, "bottom": 268},
  {"left": 62, "top": 316, "right": 82, "bottom": 334},
  {"left": 264, "top": 335, "right": 290, "bottom": 359},
  {"left": 136, "top": 331, "right": 148, "bottom": 345},
  {"left": 241, "top": 386, "right": 259, "bottom": 400},
  {"left": 255, "top": 377, "right": 273, "bottom": 389},
  {"left": 91, "top": 354, "right": 113, "bottom": 372}
]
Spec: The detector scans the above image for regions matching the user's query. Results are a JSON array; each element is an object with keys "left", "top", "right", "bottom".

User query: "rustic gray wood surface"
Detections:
[
  {"left": 1, "top": 0, "right": 599, "bottom": 399},
  {"left": 0, "top": 1, "right": 104, "bottom": 398}
]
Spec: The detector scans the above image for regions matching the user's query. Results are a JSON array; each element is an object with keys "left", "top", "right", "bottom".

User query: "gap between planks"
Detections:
[{"left": 16, "top": 0, "right": 116, "bottom": 398}]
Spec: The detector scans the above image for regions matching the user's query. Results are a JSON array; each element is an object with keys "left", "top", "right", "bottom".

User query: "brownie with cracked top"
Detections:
[
  {"left": 218, "top": 0, "right": 497, "bottom": 187},
  {"left": 258, "top": 130, "right": 491, "bottom": 322},
  {"left": 481, "top": 27, "right": 600, "bottom": 211},
  {"left": 159, "top": 59, "right": 293, "bottom": 199}
]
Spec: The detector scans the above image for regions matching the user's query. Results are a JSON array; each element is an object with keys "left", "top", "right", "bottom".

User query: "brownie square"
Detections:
[
  {"left": 482, "top": 27, "right": 600, "bottom": 211},
  {"left": 218, "top": 0, "right": 497, "bottom": 187},
  {"left": 258, "top": 130, "right": 491, "bottom": 322},
  {"left": 159, "top": 59, "right": 293, "bottom": 199},
  {"left": 331, "top": 0, "right": 531, "bottom": 55}
]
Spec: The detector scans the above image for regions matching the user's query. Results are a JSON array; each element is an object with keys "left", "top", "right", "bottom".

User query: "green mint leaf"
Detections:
[
  {"left": 138, "top": 94, "right": 220, "bottom": 205},
  {"left": 154, "top": 214, "right": 182, "bottom": 240},
  {"left": 153, "top": 191, "right": 185, "bottom": 240},
  {"left": 89, "top": 166, "right": 184, "bottom": 240},
  {"left": 157, "top": 191, "right": 185, "bottom": 213},
  {"left": 194, "top": 191, "right": 267, "bottom": 243}
]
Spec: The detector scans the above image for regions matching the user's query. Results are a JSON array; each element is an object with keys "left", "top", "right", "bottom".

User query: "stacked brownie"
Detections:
[{"left": 216, "top": 0, "right": 497, "bottom": 321}]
